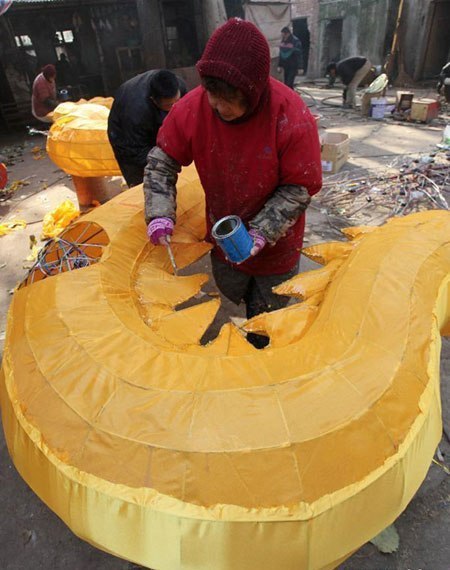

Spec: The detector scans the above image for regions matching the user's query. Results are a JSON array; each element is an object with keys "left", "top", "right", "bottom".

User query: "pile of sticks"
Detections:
[{"left": 317, "top": 151, "right": 450, "bottom": 228}]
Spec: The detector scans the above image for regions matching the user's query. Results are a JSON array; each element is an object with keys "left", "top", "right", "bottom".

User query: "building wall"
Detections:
[
  {"left": 402, "top": 0, "right": 450, "bottom": 80},
  {"left": 291, "top": 0, "right": 449, "bottom": 82},
  {"left": 402, "top": 0, "right": 431, "bottom": 80},
  {"left": 315, "top": 0, "right": 396, "bottom": 77},
  {"left": 3, "top": 0, "right": 142, "bottom": 99},
  {"left": 0, "top": 18, "right": 30, "bottom": 105},
  {"left": 0, "top": 0, "right": 226, "bottom": 108}
]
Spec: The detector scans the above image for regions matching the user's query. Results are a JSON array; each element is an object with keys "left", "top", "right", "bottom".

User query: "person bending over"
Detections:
[
  {"left": 108, "top": 69, "right": 187, "bottom": 187},
  {"left": 327, "top": 56, "right": 372, "bottom": 108}
]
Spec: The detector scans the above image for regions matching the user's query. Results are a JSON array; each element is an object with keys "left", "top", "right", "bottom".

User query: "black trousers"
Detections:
[
  {"left": 211, "top": 254, "right": 298, "bottom": 348},
  {"left": 283, "top": 66, "right": 298, "bottom": 90},
  {"left": 116, "top": 158, "right": 145, "bottom": 188}
]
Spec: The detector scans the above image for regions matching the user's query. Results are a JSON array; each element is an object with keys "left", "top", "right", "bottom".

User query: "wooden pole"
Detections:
[{"left": 384, "top": 0, "right": 405, "bottom": 82}]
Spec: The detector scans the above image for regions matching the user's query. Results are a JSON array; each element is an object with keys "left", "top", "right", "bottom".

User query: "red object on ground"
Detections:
[
  {"left": 0, "top": 163, "right": 7, "bottom": 190},
  {"left": 410, "top": 99, "right": 440, "bottom": 123}
]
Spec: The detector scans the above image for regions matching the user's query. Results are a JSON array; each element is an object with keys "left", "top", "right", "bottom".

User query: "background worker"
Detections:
[
  {"left": 437, "top": 61, "right": 450, "bottom": 103},
  {"left": 108, "top": 69, "right": 187, "bottom": 187},
  {"left": 277, "top": 26, "right": 303, "bottom": 89},
  {"left": 31, "top": 64, "right": 58, "bottom": 123},
  {"left": 55, "top": 53, "right": 72, "bottom": 88},
  {"left": 326, "top": 56, "right": 372, "bottom": 108},
  {"left": 144, "top": 18, "right": 322, "bottom": 348}
]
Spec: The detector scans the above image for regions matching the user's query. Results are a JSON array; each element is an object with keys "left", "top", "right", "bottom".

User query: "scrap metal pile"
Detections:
[{"left": 317, "top": 150, "right": 450, "bottom": 228}]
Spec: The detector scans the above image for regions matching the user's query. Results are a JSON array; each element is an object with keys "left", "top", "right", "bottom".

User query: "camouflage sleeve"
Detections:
[
  {"left": 143, "top": 146, "right": 182, "bottom": 225},
  {"left": 248, "top": 185, "right": 311, "bottom": 245}
]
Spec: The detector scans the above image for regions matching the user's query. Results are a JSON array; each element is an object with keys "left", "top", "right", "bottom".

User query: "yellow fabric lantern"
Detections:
[
  {"left": 46, "top": 103, "right": 121, "bottom": 177},
  {"left": 52, "top": 97, "right": 114, "bottom": 121},
  {"left": 1, "top": 165, "right": 449, "bottom": 569}
]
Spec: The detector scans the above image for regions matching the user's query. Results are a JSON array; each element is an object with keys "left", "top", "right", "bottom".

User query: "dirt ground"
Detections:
[{"left": 0, "top": 82, "right": 449, "bottom": 570}]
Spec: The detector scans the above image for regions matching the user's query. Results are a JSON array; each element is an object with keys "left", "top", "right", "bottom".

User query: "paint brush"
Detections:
[{"left": 165, "top": 236, "right": 178, "bottom": 276}]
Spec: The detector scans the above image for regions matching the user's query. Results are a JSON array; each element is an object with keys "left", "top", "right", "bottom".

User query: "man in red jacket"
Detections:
[{"left": 144, "top": 18, "right": 322, "bottom": 348}]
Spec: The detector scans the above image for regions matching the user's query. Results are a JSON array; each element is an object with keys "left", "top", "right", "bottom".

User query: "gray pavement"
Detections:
[{"left": 0, "top": 84, "right": 449, "bottom": 569}]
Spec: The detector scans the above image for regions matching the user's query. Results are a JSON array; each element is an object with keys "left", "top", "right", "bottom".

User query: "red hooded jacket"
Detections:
[
  {"left": 157, "top": 77, "right": 322, "bottom": 275},
  {"left": 155, "top": 19, "right": 321, "bottom": 274}
]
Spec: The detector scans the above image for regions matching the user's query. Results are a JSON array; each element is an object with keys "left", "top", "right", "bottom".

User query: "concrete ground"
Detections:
[{"left": 0, "top": 83, "right": 449, "bottom": 569}]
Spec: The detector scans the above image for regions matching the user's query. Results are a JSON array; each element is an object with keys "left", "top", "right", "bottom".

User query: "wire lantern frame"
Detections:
[{"left": 20, "top": 221, "right": 109, "bottom": 289}]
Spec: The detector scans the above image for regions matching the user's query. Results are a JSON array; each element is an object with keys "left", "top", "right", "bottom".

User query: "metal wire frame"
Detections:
[{"left": 19, "top": 222, "right": 109, "bottom": 288}]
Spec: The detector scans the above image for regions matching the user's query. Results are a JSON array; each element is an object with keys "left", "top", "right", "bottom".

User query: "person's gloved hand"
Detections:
[
  {"left": 147, "top": 217, "right": 174, "bottom": 245},
  {"left": 277, "top": 67, "right": 282, "bottom": 74},
  {"left": 249, "top": 228, "right": 266, "bottom": 257}
]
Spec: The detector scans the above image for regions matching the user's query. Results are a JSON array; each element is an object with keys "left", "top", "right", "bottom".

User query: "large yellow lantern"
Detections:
[{"left": 1, "top": 166, "right": 449, "bottom": 569}]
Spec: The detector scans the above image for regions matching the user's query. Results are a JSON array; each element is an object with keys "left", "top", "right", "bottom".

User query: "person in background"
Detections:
[
  {"left": 31, "top": 64, "right": 58, "bottom": 123},
  {"left": 144, "top": 18, "right": 322, "bottom": 349},
  {"left": 277, "top": 26, "right": 304, "bottom": 89},
  {"left": 108, "top": 70, "right": 187, "bottom": 187},
  {"left": 326, "top": 56, "right": 372, "bottom": 108},
  {"left": 437, "top": 62, "right": 450, "bottom": 103},
  {"left": 55, "top": 53, "right": 72, "bottom": 87}
]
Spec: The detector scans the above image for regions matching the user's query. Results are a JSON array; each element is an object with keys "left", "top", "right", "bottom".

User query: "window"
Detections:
[
  {"left": 14, "top": 35, "right": 36, "bottom": 57},
  {"left": 166, "top": 26, "right": 178, "bottom": 48},
  {"left": 13, "top": 35, "right": 37, "bottom": 88},
  {"left": 54, "top": 30, "right": 74, "bottom": 44}
]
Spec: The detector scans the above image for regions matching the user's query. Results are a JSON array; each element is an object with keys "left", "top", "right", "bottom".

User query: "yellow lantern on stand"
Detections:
[{"left": 47, "top": 102, "right": 121, "bottom": 210}]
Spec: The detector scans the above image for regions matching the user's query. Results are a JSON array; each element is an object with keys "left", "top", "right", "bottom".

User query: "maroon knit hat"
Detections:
[{"left": 196, "top": 18, "right": 270, "bottom": 111}]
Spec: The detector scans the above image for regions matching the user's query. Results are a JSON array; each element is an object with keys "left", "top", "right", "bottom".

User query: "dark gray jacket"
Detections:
[
  {"left": 107, "top": 70, "right": 187, "bottom": 167},
  {"left": 336, "top": 57, "right": 368, "bottom": 85}
]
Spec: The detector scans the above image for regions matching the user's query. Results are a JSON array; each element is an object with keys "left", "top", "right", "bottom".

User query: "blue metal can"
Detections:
[{"left": 211, "top": 215, "right": 253, "bottom": 263}]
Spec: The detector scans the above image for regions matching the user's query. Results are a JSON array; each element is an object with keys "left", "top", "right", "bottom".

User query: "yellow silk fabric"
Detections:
[
  {"left": 1, "top": 166, "right": 449, "bottom": 569},
  {"left": 52, "top": 97, "right": 114, "bottom": 122},
  {"left": 46, "top": 103, "right": 120, "bottom": 177}
]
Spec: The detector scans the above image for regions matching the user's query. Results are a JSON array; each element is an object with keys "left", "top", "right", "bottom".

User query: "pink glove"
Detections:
[
  {"left": 147, "top": 217, "right": 174, "bottom": 245},
  {"left": 248, "top": 228, "right": 266, "bottom": 257}
]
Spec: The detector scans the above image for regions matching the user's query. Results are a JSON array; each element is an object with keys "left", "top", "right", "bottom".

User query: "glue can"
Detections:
[{"left": 211, "top": 215, "right": 253, "bottom": 263}]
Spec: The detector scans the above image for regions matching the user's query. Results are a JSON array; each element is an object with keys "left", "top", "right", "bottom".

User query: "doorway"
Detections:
[
  {"left": 322, "top": 18, "right": 343, "bottom": 72},
  {"left": 292, "top": 18, "right": 310, "bottom": 72},
  {"left": 420, "top": 0, "right": 450, "bottom": 79}
]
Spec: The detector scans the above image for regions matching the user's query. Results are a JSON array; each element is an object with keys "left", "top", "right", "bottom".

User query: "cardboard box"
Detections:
[
  {"left": 321, "top": 132, "right": 349, "bottom": 174},
  {"left": 396, "top": 91, "right": 414, "bottom": 111},
  {"left": 410, "top": 99, "right": 440, "bottom": 123}
]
